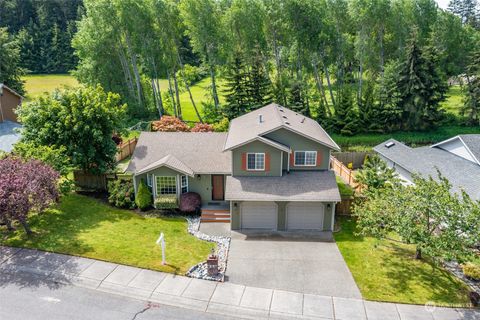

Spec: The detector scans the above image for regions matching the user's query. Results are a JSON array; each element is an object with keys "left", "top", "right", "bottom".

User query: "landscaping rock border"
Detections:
[
  {"left": 444, "top": 261, "right": 480, "bottom": 295},
  {"left": 185, "top": 217, "right": 231, "bottom": 282}
]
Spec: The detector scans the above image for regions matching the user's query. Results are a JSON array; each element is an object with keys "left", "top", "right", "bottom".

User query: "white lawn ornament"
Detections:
[{"left": 156, "top": 232, "right": 166, "bottom": 265}]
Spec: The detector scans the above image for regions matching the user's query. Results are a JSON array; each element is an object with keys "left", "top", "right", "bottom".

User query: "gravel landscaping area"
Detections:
[{"left": 185, "top": 217, "right": 231, "bottom": 282}]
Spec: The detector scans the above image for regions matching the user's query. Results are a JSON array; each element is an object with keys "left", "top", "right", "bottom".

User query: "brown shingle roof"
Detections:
[
  {"left": 127, "top": 132, "right": 231, "bottom": 174},
  {"left": 224, "top": 103, "right": 340, "bottom": 151},
  {"left": 225, "top": 171, "right": 341, "bottom": 202}
]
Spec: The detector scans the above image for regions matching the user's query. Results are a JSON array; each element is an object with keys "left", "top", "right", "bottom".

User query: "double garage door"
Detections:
[{"left": 240, "top": 202, "right": 324, "bottom": 230}]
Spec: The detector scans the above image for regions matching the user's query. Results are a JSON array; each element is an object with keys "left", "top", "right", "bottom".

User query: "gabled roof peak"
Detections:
[{"left": 223, "top": 103, "right": 340, "bottom": 151}]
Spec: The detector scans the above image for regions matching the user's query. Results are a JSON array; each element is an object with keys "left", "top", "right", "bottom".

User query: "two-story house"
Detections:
[{"left": 127, "top": 103, "right": 341, "bottom": 231}]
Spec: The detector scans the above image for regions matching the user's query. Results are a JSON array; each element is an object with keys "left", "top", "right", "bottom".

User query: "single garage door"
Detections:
[
  {"left": 287, "top": 202, "right": 324, "bottom": 230},
  {"left": 241, "top": 202, "right": 277, "bottom": 229}
]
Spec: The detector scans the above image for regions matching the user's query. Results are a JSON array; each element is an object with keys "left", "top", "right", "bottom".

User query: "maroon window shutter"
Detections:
[
  {"left": 317, "top": 152, "right": 322, "bottom": 167},
  {"left": 265, "top": 153, "right": 270, "bottom": 171},
  {"left": 290, "top": 152, "right": 295, "bottom": 166},
  {"left": 241, "top": 153, "right": 247, "bottom": 170}
]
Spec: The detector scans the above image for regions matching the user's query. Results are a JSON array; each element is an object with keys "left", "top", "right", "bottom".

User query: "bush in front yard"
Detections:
[
  {"left": 135, "top": 181, "right": 152, "bottom": 211},
  {"left": 108, "top": 179, "right": 136, "bottom": 209},
  {"left": 179, "top": 192, "right": 201, "bottom": 213},
  {"left": 154, "top": 195, "right": 178, "bottom": 210},
  {"left": 462, "top": 263, "right": 480, "bottom": 280}
]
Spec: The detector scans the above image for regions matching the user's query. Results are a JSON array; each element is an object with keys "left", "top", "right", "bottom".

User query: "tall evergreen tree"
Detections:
[
  {"left": 334, "top": 86, "right": 358, "bottom": 135},
  {"left": 448, "top": 0, "right": 479, "bottom": 28},
  {"left": 246, "top": 48, "right": 273, "bottom": 110},
  {"left": 0, "top": 28, "right": 25, "bottom": 94},
  {"left": 288, "top": 80, "right": 310, "bottom": 116},
  {"left": 396, "top": 31, "right": 447, "bottom": 130},
  {"left": 462, "top": 48, "right": 480, "bottom": 125},
  {"left": 223, "top": 54, "right": 249, "bottom": 119}
]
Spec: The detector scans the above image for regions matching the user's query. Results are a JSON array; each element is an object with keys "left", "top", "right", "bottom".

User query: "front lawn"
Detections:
[
  {"left": 0, "top": 194, "right": 214, "bottom": 274},
  {"left": 334, "top": 217, "right": 472, "bottom": 307}
]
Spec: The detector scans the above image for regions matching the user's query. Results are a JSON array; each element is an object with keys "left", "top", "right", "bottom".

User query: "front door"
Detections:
[{"left": 211, "top": 175, "right": 224, "bottom": 201}]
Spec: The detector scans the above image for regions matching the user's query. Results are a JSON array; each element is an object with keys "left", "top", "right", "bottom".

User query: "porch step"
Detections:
[{"left": 201, "top": 210, "right": 231, "bottom": 223}]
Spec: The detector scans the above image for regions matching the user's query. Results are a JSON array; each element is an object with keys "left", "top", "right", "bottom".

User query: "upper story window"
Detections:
[
  {"left": 247, "top": 153, "right": 265, "bottom": 171},
  {"left": 181, "top": 175, "right": 188, "bottom": 194},
  {"left": 294, "top": 151, "right": 317, "bottom": 166},
  {"left": 156, "top": 176, "right": 177, "bottom": 195}
]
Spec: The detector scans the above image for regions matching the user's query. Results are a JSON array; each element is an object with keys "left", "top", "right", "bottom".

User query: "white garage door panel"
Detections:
[
  {"left": 287, "top": 202, "right": 324, "bottom": 230},
  {"left": 241, "top": 202, "right": 277, "bottom": 229}
]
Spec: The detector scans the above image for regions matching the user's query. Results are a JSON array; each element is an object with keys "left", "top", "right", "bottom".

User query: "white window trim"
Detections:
[
  {"left": 246, "top": 152, "right": 265, "bottom": 171},
  {"left": 146, "top": 173, "right": 153, "bottom": 187},
  {"left": 294, "top": 151, "right": 317, "bottom": 167},
  {"left": 181, "top": 175, "right": 189, "bottom": 193},
  {"left": 156, "top": 176, "right": 177, "bottom": 195}
]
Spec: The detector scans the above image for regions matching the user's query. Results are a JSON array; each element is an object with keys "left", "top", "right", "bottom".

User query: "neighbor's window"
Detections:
[
  {"left": 156, "top": 176, "right": 177, "bottom": 195},
  {"left": 294, "top": 151, "right": 317, "bottom": 166},
  {"left": 181, "top": 175, "right": 188, "bottom": 193},
  {"left": 247, "top": 153, "right": 265, "bottom": 170}
]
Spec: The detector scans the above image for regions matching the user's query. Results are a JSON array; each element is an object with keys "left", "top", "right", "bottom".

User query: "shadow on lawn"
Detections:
[
  {"left": 1, "top": 193, "right": 136, "bottom": 256},
  {"left": 382, "top": 243, "right": 471, "bottom": 306}
]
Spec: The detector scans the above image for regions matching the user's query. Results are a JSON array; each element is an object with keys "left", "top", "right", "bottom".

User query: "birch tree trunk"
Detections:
[
  {"left": 210, "top": 65, "right": 220, "bottom": 109},
  {"left": 125, "top": 33, "right": 144, "bottom": 111},
  {"left": 117, "top": 47, "right": 135, "bottom": 101},
  {"left": 312, "top": 60, "right": 332, "bottom": 117},
  {"left": 167, "top": 70, "right": 177, "bottom": 117},
  {"left": 173, "top": 69, "right": 182, "bottom": 120},
  {"left": 322, "top": 59, "right": 336, "bottom": 108}
]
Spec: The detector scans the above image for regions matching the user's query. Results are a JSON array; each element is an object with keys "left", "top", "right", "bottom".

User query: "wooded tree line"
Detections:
[
  {"left": 0, "top": 0, "right": 82, "bottom": 74},
  {"left": 72, "top": 0, "right": 480, "bottom": 133}
]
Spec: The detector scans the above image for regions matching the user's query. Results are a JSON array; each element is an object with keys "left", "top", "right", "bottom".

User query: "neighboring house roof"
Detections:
[
  {"left": 374, "top": 139, "right": 480, "bottom": 200},
  {"left": 0, "top": 83, "right": 24, "bottom": 99},
  {"left": 127, "top": 132, "right": 231, "bottom": 175},
  {"left": 225, "top": 171, "right": 341, "bottom": 202},
  {"left": 224, "top": 103, "right": 340, "bottom": 151},
  {"left": 0, "top": 120, "right": 22, "bottom": 152},
  {"left": 460, "top": 135, "right": 480, "bottom": 164},
  {"left": 431, "top": 134, "right": 480, "bottom": 165}
]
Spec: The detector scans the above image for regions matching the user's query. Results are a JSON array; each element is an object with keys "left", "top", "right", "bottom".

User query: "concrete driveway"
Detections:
[{"left": 225, "top": 230, "right": 362, "bottom": 299}]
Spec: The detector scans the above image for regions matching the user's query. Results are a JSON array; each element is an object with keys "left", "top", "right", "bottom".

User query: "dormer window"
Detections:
[
  {"left": 294, "top": 151, "right": 317, "bottom": 166},
  {"left": 247, "top": 153, "right": 265, "bottom": 171}
]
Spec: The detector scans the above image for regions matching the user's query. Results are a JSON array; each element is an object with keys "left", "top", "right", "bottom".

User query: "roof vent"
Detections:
[
  {"left": 282, "top": 115, "right": 287, "bottom": 119},
  {"left": 285, "top": 121, "right": 290, "bottom": 125},
  {"left": 301, "top": 117, "right": 305, "bottom": 123},
  {"left": 385, "top": 141, "right": 395, "bottom": 148},
  {"left": 279, "top": 109, "right": 284, "bottom": 112},
  {"left": 258, "top": 114, "right": 264, "bottom": 124}
]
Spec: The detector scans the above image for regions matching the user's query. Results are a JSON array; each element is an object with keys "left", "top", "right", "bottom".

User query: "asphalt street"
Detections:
[{"left": 0, "top": 275, "right": 235, "bottom": 320}]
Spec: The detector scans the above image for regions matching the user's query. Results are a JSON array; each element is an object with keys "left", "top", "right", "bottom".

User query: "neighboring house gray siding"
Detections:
[
  {"left": 232, "top": 140, "right": 283, "bottom": 177},
  {"left": 264, "top": 128, "right": 331, "bottom": 170}
]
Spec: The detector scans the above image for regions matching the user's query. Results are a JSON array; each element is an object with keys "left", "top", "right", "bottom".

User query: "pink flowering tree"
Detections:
[{"left": 0, "top": 157, "right": 60, "bottom": 235}]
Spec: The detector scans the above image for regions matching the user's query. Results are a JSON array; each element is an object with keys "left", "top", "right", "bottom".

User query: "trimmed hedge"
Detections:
[
  {"left": 108, "top": 178, "right": 136, "bottom": 209},
  {"left": 154, "top": 195, "right": 178, "bottom": 209},
  {"left": 462, "top": 263, "right": 480, "bottom": 280}
]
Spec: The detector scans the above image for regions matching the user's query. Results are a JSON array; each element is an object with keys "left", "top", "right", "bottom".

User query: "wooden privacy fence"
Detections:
[
  {"left": 73, "top": 171, "right": 131, "bottom": 191},
  {"left": 115, "top": 138, "right": 138, "bottom": 162},
  {"left": 336, "top": 198, "right": 354, "bottom": 215},
  {"left": 332, "top": 152, "right": 371, "bottom": 170},
  {"left": 330, "top": 156, "right": 358, "bottom": 187}
]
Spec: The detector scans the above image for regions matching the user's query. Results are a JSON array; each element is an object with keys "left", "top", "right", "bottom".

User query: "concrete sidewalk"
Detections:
[{"left": 0, "top": 246, "right": 478, "bottom": 320}]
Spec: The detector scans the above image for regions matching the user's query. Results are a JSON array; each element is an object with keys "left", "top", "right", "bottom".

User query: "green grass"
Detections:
[
  {"left": 23, "top": 74, "right": 79, "bottom": 100},
  {"left": 441, "top": 85, "right": 464, "bottom": 115},
  {"left": 0, "top": 193, "right": 214, "bottom": 274},
  {"left": 22, "top": 74, "right": 220, "bottom": 122},
  {"left": 334, "top": 217, "right": 471, "bottom": 307},
  {"left": 336, "top": 176, "right": 354, "bottom": 198},
  {"left": 156, "top": 77, "right": 225, "bottom": 122},
  {"left": 332, "top": 125, "right": 480, "bottom": 151}
]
